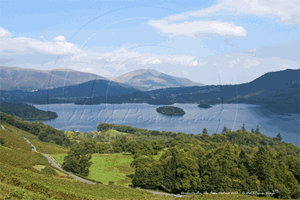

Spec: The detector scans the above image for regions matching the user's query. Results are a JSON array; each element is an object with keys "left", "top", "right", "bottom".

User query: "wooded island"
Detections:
[{"left": 156, "top": 106, "right": 185, "bottom": 116}]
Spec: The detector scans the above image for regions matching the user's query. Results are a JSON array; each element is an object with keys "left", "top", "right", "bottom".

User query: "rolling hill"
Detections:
[
  {"left": 0, "top": 66, "right": 107, "bottom": 91},
  {"left": 109, "top": 69, "right": 205, "bottom": 91},
  {"left": 145, "top": 69, "right": 299, "bottom": 106}
]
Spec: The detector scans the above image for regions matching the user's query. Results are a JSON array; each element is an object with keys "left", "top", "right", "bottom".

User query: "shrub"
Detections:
[
  {"left": 108, "top": 181, "right": 114, "bottom": 185},
  {"left": 0, "top": 137, "right": 5, "bottom": 145},
  {"left": 41, "top": 166, "right": 58, "bottom": 176}
]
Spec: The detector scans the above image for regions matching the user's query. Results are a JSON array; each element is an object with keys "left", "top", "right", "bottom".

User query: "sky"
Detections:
[{"left": 0, "top": 0, "right": 299, "bottom": 85}]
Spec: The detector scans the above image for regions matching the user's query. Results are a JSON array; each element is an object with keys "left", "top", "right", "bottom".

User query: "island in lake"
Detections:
[
  {"left": 198, "top": 101, "right": 212, "bottom": 108},
  {"left": 156, "top": 106, "right": 186, "bottom": 116}
]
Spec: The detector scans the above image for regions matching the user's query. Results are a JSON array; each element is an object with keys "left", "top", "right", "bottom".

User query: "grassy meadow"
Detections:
[
  {"left": 53, "top": 153, "right": 135, "bottom": 186},
  {"left": 52, "top": 147, "right": 168, "bottom": 186}
]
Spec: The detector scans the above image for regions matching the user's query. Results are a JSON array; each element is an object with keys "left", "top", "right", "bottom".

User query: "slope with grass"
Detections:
[
  {"left": 1, "top": 122, "right": 69, "bottom": 154},
  {"left": 0, "top": 123, "right": 176, "bottom": 199},
  {"left": 0, "top": 122, "right": 288, "bottom": 199}
]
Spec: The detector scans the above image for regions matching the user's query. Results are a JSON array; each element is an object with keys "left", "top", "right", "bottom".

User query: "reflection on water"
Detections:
[{"left": 32, "top": 103, "right": 299, "bottom": 147}]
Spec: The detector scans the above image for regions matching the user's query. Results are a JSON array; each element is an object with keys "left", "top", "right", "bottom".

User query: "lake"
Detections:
[{"left": 33, "top": 103, "right": 299, "bottom": 147}]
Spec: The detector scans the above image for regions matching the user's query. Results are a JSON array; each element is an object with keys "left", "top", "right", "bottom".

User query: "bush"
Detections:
[
  {"left": 0, "top": 137, "right": 5, "bottom": 145},
  {"left": 108, "top": 181, "right": 114, "bottom": 185},
  {"left": 41, "top": 166, "right": 58, "bottom": 176}
]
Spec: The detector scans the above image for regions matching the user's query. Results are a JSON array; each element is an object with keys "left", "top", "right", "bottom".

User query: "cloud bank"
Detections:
[
  {"left": 148, "top": 20, "right": 247, "bottom": 38},
  {"left": 0, "top": 26, "right": 298, "bottom": 85},
  {"left": 170, "top": 0, "right": 300, "bottom": 26},
  {"left": 0, "top": 27, "right": 200, "bottom": 77}
]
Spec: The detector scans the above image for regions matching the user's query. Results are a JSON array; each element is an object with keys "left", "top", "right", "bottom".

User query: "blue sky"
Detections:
[{"left": 0, "top": 0, "right": 299, "bottom": 85}]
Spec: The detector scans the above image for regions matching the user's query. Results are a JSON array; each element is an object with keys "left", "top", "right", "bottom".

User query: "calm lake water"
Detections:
[{"left": 33, "top": 103, "right": 299, "bottom": 147}]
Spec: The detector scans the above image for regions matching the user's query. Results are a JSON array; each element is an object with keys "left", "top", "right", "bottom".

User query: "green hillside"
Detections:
[
  {"left": 0, "top": 116, "right": 297, "bottom": 199},
  {"left": 0, "top": 123, "right": 175, "bottom": 199}
]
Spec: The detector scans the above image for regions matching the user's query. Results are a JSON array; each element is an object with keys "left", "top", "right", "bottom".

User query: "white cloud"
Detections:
[
  {"left": 0, "top": 27, "right": 11, "bottom": 38},
  {"left": 148, "top": 20, "right": 247, "bottom": 38},
  {"left": 53, "top": 35, "right": 66, "bottom": 42},
  {"left": 243, "top": 59, "right": 260, "bottom": 68},
  {"left": 0, "top": 27, "right": 201, "bottom": 78},
  {"left": 0, "top": 25, "right": 298, "bottom": 85},
  {"left": 151, "top": 59, "right": 162, "bottom": 64},
  {"left": 182, "top": 70, "right": 188, "bottom": 75},
  {"left": 248, "top": 48, "right": 257, "bottom": 52},
  {"left": 193, "top": 52, "right": 299, "bottom": 85},
  {"left": 168, "top": 14, "right": 188, "bottom": 21},
  {"left": 82, "top": 67, "right": 94, "bottom": 72},
  {"left": 189, "top": 0, "right": 300, "bottom": 26},
  {"left": 279, "top": 63, "right": 291, "bottom": 69},
  {"left": 39, "top": 36, "right": 45, "bottom": 41}
]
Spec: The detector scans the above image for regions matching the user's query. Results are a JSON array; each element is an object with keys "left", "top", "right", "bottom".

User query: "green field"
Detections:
[
  {"left": 53, "top": 153, "right": 135, "bottom": 186},
  {"left": 52, "top": 147, "right": 169, "bottom": 186}
]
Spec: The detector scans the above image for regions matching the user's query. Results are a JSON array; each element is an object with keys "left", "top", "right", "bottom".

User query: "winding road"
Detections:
[{"left": 22, "top": 137, "right": 96, "bottom": 185}]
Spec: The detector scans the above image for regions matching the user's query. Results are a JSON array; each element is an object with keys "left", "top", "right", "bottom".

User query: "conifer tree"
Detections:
[
  {"left": 241, "top": 123, "right": 246, "bottom": 132},
  {"left": 276, "top": 133, "right": 282, "bottom": 141}
]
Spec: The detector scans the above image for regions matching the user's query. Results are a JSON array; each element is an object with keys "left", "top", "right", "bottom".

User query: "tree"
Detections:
[
  {"left": 150, "top": 140, "right": 163, "bottom": 155},
  {"left": 136, "top": 142, "right": 154, "bottom": 157},
  {"left": 255, "top": 125, "right": 260, "bottom": 135},
  {"left": 131, "top": 155, "right": 153, "bottom": 169},
  {"left": 97, "top": 123, "right": 111, "bottom": 132},
  {"left": 62, "top": 143, "right": 93, "bottom": 176},
  {"left": 222, "top": 125, "right": 228, "bottom": 133},
  {"left": 201, "top": 128, "right": 209, "bottom": 141},
  {"left": 250, "top": 146, "right": 276, "bottom": 192},
  {"left": 238, "top": 150, "right": 251, "bottom": 171},
  {"left": 241, "top": 123, "right": 246, "bottom": 132},
  {"left": 126, "top": 140, "right": 139, "bottom": 155},
  {"left": 95, "top": 142, "right": 109, "bottom": 153},
  {"left": 251, "top": 128, "right": 255, "bottom": 133},
  {"left": 276, "top": 133, "right": 282, "bottom": 141},
  {"left": 173, "top": 149, "right": 200, "bottom": 193},
  {"left": 112, "top": 140, "right": 123, "bottom": 153}
]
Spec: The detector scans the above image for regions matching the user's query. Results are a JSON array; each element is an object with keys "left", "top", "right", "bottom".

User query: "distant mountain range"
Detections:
[
  {"left": 1, "top": 67, "right": 204, "bottom": 92},
  {"left": 0, "top": 66, "right": 106, "bottom": 91},
  {"left": 143, "top": 69, "right": 299, "bottom": 113},
  {"left": 109, "top": 69, "right": 205, "bottom": 91},
  {"left": 1, "top": 67, "right": 298, "bottom": 114},
  {"left": 0, "top": 78, "right": 139, "bottom": 104}
]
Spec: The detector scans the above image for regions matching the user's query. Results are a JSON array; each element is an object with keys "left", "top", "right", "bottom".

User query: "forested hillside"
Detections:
[
  {"left": 94, "top": 123, "right": 300, "bottom": 199},
  {"left": 0, "top": 102, "right": 58, "bottom": 120}
]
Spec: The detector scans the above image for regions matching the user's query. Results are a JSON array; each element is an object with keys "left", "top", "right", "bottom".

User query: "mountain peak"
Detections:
[{"left": 110, "top": 69, "right": 205, "bottom": 91}]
